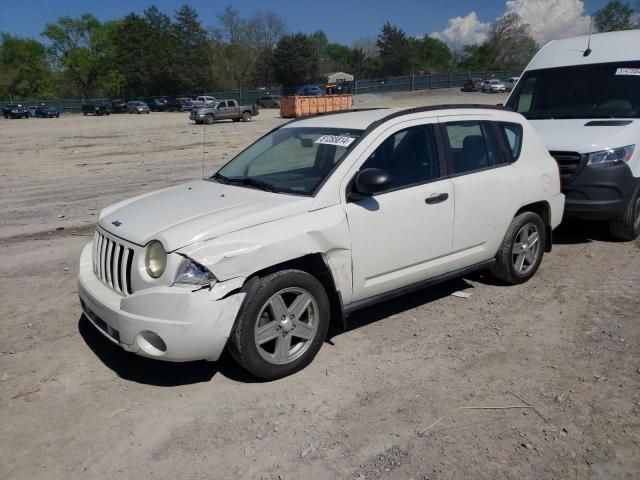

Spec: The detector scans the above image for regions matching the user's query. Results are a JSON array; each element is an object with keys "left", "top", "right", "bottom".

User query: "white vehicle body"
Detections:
[
  {"left": 78, "top": 106, "right": 564, "bottom": 376},
  {"left": 506, "top": 30, "right": 640, "bottom": 239},
  {"left": 505, "top": 77, "right": 519, "bottom": 91},
  {"left": 482, "top": 79, "right": 506, "bottom": 93},
  {"left": 191, "top": 96, "right": 217, "bottom": 108}
]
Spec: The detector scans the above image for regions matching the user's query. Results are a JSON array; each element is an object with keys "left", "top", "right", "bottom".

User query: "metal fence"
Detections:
[{"left": 0, "top": 70, "right": 522, "bottom": 113}]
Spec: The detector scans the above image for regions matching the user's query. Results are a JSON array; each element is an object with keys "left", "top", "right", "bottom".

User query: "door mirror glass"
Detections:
[{"left": 354, "top": 168, "right": 393, "bottom": 195}]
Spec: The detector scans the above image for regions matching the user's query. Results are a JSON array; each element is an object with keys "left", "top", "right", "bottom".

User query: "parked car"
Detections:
[
  {"left": 127, "top": 101, "right": 150, "bottom": 114},
  {"left": 461, "top": 78, "right": 483, "bottom": 92},
  {"left": 190, "top": 99, "right": 259, "bottom": 124},
  {"left": 110, "top": 99, "right": 128, "bottom": 113},
  {"left": 257, "top": 95, "right": 281, "bottom": 108},
  {"left": 504, "top": 77, "right": 519, "bottom": 91},
  {"left": 82, "top": 103, "right": 110, "bottom": 116},
  {"left": 33, "top": 105, "right": 60, "bottom": 118},
  {"left": 297, "top": 85, "right": 326, "bottom": 96},
  {"left": 146, "top": 98, "right": 168, "bottom": 112},
  {"left": 191, "top": 96, "right": 217, "bottom": 109},
  {"left": 506, "top": 29, "right": 640, "bottom": 240},
  {"left": 78, "top": 105, "right": 564, "bottom": 380},
  {"left": 2, "top": 104, "right": 30, "bottom": 119},
  {"left": 482, "top": 79, "right": 507, "bottom": 93},
  {"left": 167, "top": 97, "right": 192, "bottom": 112}
]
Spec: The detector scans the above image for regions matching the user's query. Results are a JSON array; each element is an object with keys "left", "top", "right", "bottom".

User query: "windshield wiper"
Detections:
[
  {"left": 225, "top": 176, "right": 280, "bottom": 193},
  {"left": 211, "top": 172, "right": 229, "bottom": 184}
]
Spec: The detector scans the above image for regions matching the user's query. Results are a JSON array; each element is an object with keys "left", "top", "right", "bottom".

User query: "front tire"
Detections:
[
  {"left": 609, "top": 184, "right": 640, "bottom": 241},
  {"left": 205, "top": 114, "right": 215, "bottom": 125},
  {"left": 229, "top": 269, "right": 330, "bottom": 380},
  {"left": 491, "top": 212, "right": 546, "bottom": 284}
]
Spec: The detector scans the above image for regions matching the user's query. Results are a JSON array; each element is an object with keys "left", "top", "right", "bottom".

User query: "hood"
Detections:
[
  {"left": 529, "top": 119, "right": 639, "bottom": 153},
  {"left": 98, "top": 180, "right": 314, "bottom": 251}
]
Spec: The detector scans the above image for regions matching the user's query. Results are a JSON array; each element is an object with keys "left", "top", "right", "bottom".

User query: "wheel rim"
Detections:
[
  {"left": 512, "top": 223, "right": 541, "bottom": 275},
  {"left": 254, "top": 287, "right": 319, "bottom": 365}
]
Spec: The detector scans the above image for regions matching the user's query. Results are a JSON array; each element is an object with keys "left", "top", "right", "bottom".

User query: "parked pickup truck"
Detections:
[
  {"left": 82, "top": 103, "right": 110, "bottom": 116},
  {"left": 190, "top": 99, "right": 259, "bottom": 124}
]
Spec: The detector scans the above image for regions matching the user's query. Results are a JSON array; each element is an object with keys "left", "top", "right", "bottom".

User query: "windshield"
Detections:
[
  {"left": 214, "top": 127, "right": 363, "bottom": 196},
  {"left": 506, "top": 61, "right": 640, "bottom": 119}
]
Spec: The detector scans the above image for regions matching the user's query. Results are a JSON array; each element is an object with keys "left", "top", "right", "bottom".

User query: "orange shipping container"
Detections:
[{"left": 280, "top": 94, "right": 353, "bottom": 118}]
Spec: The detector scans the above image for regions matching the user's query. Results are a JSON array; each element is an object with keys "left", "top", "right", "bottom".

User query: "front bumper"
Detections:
[
  {"left": 77, "top": 242, "right": 245, "bottom": 362},
  {"left": 563, "top": 162, "right": 639, "bottom": 220}
]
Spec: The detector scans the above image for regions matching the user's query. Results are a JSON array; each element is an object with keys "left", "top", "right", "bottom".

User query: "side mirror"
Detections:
[{"left": 351, "top": 168, "right": 393, "bottom": 199}]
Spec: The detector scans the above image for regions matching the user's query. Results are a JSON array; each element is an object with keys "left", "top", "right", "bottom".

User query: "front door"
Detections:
[{"left": 344, "top": 123, "right": 454, "bottom": 302}]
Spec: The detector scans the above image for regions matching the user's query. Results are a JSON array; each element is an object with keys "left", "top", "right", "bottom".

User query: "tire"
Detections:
[
  {"left": 205, "top": 114, "right": 215, "bottom": 125},
  {"left": 242, "top": 111, "right": 252, "bottom": 122},
  {"left": 229, "top": 269, "right": 330, "bottom": 380},
  {"left": 491, "top": 211, "right": 546, "bottom": 285},
  {"left": 84, "top": 112, "right": 88, "bottom": 116},
  {"left": 609, "top": 183, "right": 640, "bottom": 241}
]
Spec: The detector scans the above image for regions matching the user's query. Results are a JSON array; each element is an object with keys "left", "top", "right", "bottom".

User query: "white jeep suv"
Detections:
[{"left": 78, "top": 105, "right": 564, "bottom": 379}]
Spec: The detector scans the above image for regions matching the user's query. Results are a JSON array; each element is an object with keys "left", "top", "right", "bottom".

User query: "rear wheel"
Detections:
[
  {"left": 491, "top": 212, "right": 546, "bottom": 284},
  {"left": 609, "top": 184, "right": 640, "bottom": 241},
  {"left": 242, "top": 111, "right": 252, "bottom": 122},
  {"left": 229, "top": 269, "right": 330, "bottom": 380}
]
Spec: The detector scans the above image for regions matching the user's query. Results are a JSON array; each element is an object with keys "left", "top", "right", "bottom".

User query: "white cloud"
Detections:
[
  {"left": 430, "top": 12, "right": 490, "bottom": 48},
  {"left": 505, "top": 0, "right": 591, "bottom": 44},
  {"left": 432, "top": 0, "right": 592, "bottom": 48}
]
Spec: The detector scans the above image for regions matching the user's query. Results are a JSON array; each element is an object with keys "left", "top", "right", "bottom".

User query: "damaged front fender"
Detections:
[{"left": 177, "top": 205, "right": 354, "bottom": 304}]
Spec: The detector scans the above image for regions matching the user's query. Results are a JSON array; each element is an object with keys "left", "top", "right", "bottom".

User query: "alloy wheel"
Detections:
[{"left": 512, "top": 223, "right": 541, "bottom": 275}]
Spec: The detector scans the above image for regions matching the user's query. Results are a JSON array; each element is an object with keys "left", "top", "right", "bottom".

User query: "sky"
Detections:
[{"left": 0, "top": 0, "right": 613, "bottom": 46}]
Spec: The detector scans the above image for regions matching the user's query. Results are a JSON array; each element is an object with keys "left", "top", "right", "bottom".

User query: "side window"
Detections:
[
  {"left": 228, "top": 100, "right": 237, "bottom": 107},
  {"left": 515, "top": 76, "right": 536, "bottom": 113},
  {"left": 497, "top": 122, "right": 524, "bottom": 161},
  {"left": 218, "top": 101, "right": 227, "bottom": 108},
  {"left": 444, "top": 121, "right": 501, "bottom": 174},
  {"left": 360, "top": 124, "right": 440, "bottom": 191}
]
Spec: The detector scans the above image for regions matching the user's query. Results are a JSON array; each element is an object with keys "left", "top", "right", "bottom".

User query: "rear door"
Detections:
[{"left": 440, "top": 117, "right": 522, "bottom": 267}]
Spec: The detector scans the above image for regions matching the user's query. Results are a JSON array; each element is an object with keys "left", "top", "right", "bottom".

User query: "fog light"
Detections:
[{"left": 135, "top": 330, "right": 167, "bottom": 356}]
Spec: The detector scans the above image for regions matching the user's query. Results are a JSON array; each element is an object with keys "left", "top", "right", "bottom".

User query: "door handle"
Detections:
[{"left": 425, "top": 193, "right": 449, "bottom": 204}]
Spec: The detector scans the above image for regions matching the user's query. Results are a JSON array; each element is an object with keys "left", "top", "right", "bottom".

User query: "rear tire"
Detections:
[
  {"left": 491, "top": 212, "right": 546, "bottom": 285},
  {"left": 609, "top": 184, "right": 640, "bottom": 241},
  {"left": 229, "top": 269, "right": 330, "bottom": 380},
  {"left": 242, "top": 111, "right": 252, "bottom": 122}
]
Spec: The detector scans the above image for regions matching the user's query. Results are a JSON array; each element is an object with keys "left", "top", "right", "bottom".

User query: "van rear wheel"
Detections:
[
  {"left": 609, "top": 184, "right": 640, "bottom": 241},
  {"left": 491, "top": 212, "right": 546, "bottom": 284}
]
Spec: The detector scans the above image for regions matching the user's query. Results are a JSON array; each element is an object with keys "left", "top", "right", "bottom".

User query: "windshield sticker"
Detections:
[
  {"left": 615, "top": 68, "right": 640, "bottom": 76},
  {"left": 315, "top": 135, "right": 356, "bottom": 147}
]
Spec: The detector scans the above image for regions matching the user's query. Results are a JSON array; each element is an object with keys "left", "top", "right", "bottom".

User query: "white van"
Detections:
[{"left": 506, "top": 29, "right": 640, "bottom": 240}]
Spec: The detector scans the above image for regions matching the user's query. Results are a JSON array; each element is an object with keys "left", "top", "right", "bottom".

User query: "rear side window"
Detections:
[
  {"left": 497, "top": 122, "right": 524, "bottom": 161},
  {"left": 444, "top": 121, "right": 501, "bottom": 174}
]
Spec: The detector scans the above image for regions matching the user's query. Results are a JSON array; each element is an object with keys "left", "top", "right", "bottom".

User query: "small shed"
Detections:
[{"left": 327, "top": 72, "right": 354, "bottom": 84}]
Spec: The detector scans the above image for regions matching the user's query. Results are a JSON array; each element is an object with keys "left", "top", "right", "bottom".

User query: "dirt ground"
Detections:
[{"left": 1, "top": 89, "right": 639, "bottom": 480}]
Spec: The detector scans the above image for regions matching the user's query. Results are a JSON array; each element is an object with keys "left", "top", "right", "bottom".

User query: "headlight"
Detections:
[
  {"left": 145, "top": 240, "right": 166, "bottom": 278},
  {"left": 173, "top": 258, "right": 216, "bottom": 287},
  {"left": 587, "top": 145, "right": 635, "bottom": 165}
]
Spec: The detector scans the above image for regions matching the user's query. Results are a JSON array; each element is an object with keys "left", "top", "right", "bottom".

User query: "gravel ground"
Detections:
[{"left": 1, "top": 89, "right": 639, "bottom": 480}]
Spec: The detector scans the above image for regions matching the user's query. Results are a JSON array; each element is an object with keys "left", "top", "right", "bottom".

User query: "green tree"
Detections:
[
  {"left": 377, "top": 22, "right": 412, "bottom": 76},
  {"left": 42, "top": 14, "right": 113, "bottom": 97},
  {"left": 410, "top": 36, "right": 452, "bottom": 73},
  {"left": 173, "top": 5, "right": 211, "bottom": 93},
  {"left": 0, "top": 34, "right": 55, "bottom": 99},
  {"left": 272, "top": 33, "right": 319, "bottom": 88},
  {"left": 594, "top": 0, "right": 635, "bottom": 32}
]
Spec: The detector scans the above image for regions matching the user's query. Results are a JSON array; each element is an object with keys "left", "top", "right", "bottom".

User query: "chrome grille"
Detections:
[
  {"left": 550, "top": 151, "right": 584, "bottom": 184},
  {"left": 93, "top": 230, "right": 134, "bottom": 295}
]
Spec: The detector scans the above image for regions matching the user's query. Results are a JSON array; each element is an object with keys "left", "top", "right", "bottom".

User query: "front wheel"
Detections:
[
  {"left": 491, "top": 212, "right": 546, "bottom": 284},
  {"left": 205, "top": 114, "right": 215, "bottom": 125},
  {"left": 609, "top": 184, "right": 640, "bottom": 241},
  {"left": 242, "top": 111, "right": 252, "bottom": 122},
  {"left": 229, "top": 269, "right": 330, "bottom": 380}
]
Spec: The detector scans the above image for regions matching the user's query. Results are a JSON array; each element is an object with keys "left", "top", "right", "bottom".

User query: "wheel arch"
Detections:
[
  {"left": 515, "top": 200, "right": 552, "bottom": 252},
  {"left": 242, "top": 253, "right": 345, "bottom": 328}
]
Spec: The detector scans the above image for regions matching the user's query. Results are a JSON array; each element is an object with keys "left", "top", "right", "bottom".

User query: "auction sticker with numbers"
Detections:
[
  {"left": 615, "top": 68, "right": 640, "bottom": 76},
  {"left": 314, "top": 135, "right": 356, "bottom": 147}
]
